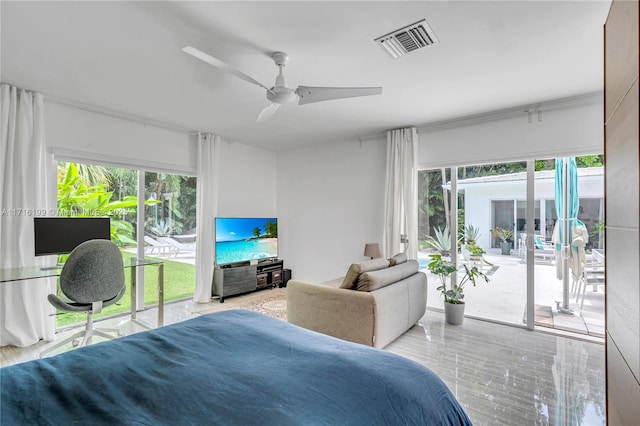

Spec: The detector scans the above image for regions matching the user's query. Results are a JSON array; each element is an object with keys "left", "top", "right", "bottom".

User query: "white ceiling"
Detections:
[{"left": 1, "top": 1, "right": 611, "bottom": 151}]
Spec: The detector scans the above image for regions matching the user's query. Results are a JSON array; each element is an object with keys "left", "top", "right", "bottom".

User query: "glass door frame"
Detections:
[
  {"left": 525, "top": 160, "right": 535, "bottom": 330},
  {"left": 441, "top": 158, "right": 603, "bottom": 335},
  {"left": 135, "top": 169, "right": 146, "bottom": 312},
  {"left": 447, "top": 161, "right": 536, "bottom": 330}
]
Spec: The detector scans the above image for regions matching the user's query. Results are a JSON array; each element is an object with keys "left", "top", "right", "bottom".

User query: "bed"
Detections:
[{"left": 1, "top": 309, "right": 471, "bottom": 425}]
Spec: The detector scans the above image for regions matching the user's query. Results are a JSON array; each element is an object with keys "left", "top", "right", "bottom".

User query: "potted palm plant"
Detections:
[
  {"left": 427, "top": 253, "right": 490, "bottom": 325},
  {"left": 490, "top": 227, "right": 513, "bottom": 255}
]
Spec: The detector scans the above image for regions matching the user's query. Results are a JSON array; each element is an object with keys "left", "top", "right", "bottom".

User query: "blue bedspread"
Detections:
[{"left": 1, "top": 309, "right": 471, "bottom": 425}]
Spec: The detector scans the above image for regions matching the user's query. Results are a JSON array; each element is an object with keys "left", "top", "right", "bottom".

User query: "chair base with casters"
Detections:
[
  {"left": 41, "top": 283, "right": 126, "bottom": 358},
  {"left": 41, "top": 311, "right": 124, "bottom": 358}
]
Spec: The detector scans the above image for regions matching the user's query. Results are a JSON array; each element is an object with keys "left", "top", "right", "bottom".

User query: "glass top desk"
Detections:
[{"left": 0, "top": 258, "right": 164, "bottom": 328}]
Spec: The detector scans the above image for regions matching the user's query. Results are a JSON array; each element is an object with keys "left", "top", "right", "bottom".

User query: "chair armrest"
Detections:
[{"left": 286, "top": 280, "right": 376, "bottom": 346}]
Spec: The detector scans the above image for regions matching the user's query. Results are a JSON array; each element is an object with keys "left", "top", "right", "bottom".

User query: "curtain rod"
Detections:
[
  {"left": 354, "top": 91, "right": 603, "bottom": 142},
  {"left": 46, "top": 94, "right": 228, "bottom": 139}
]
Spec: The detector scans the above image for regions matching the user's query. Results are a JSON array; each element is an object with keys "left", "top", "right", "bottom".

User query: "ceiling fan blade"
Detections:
[
  {"left": 182, "top": 46, "right": 272, "bottom": 93},
  {"left": 257, "top": 103, "right": 281, "bottom": 122},
  {"left": 296, "top": 86, "right": 382, "bottom": 105}
]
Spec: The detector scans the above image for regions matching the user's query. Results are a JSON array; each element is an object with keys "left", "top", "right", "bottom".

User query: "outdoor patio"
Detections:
[{"left": 420, "top": 249, "right": 605, "bottom": 339}]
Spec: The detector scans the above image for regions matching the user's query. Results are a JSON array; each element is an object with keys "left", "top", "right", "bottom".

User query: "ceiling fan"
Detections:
[{"left": 182, "top": 46, "right": 383, "bottom": 122}]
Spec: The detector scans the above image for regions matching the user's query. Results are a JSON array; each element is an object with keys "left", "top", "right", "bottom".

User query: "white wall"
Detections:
[
  {"left": 216, "top": 141, "right": 277, "bottom": 217},
  {"left": 464, "top": 182, "right": 527, "bottom": 250},
  {"left": 418, "top": 100, "right": 604, "bottom": 169},
  {"left": 277, "top": 138, "right": 386, "bottom": 282},
  {"left": 45, "top": 102, "right": 277, "bottom": 218}
]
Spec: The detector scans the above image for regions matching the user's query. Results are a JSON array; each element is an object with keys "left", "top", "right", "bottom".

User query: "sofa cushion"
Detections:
[
  {"left": 339, "top": 258, "right": 390, "bottom": 289},
  {"left": 319, "top": 277, "right": 344, "bottom": 288},
  {"left": 388, "top": 252, "right": 408, "bottom": 266},
  {"left": 356, "top": 260, "right": 419, "bottom": 292}
]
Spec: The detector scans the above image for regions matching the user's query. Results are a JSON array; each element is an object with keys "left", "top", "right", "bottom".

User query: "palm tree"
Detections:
[
  {"left": 71, "top": 162, "right": 108, "bottom": 186},
  {"left": 265, "top": 220, "right": 277, "bottom": 237},
  {"left": 252, "top": 227, "right": 262, "bottom": 238}
]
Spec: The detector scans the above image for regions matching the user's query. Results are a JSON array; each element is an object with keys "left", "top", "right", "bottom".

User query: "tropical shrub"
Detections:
[
  {"left": 428, "top": 253, "right": 490, "bottom": 304},
  {"left": 57, "top": 163, "right": 159, "bottom": 246},
  {"left": 465, "top": 242, "right": 485, "bottom": 256},
  {"left": 149, "top": 219, "right": 175, "bottom": 237},
  {"left": 425, "top": 226, "right": 452, "bottom": 255},
  {"left": 425, "top": 225, "right": 463, "bottom": 255},
  {"left": 464, "top": 224, "right": 481, "bottom": 244},
  {"left": 490, "top": 227, "right": 513, "bottom": 243}
]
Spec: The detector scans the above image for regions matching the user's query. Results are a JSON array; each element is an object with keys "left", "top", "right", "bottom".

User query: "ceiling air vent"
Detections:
[{"left": 375, "top": 19, "right": 439, "bottom": 59}]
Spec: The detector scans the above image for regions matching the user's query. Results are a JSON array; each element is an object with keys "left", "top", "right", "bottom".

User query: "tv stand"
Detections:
[{"left": 212, "top": 259, "right": 284, "bottom": 303}]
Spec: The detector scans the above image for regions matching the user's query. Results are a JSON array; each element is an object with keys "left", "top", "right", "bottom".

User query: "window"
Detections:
[{"left": 54, "top": 162, "right": 196, "bottom": 327}]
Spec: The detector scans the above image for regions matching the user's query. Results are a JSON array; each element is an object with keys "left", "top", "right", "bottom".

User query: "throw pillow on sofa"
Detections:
[
  {"left": 357, "top": 260, "right": 419, "bottom": 292},
  {"left": 388, "top": 252, "right": 408, "bottom": 266},
  {"left": 339, "top": 258, "right": 390, "bottom": 289}
]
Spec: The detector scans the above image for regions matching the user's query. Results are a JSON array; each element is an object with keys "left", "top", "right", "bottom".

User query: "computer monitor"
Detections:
[{"left": 34, "top": 217, "right": 111, "bottom": 256}]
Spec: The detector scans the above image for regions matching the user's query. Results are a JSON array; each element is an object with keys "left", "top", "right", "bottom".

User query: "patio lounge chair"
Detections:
[
  {"left": 157, "top": 236, "right": 197, "bottom": 257},
  {"left": 144, "top": 236, "right": 178, "bottom": 256},
  {"left": 518, "top": 233, "right": 554, "bottom": 263}
]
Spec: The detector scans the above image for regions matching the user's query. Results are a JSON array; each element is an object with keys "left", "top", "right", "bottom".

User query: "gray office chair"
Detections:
[{"left": 41, "top": 239, "right": 125, "bottom": 357}]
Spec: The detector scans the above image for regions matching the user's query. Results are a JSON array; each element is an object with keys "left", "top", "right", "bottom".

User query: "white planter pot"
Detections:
[{"left": 444, "top": 301, "right": 465, "bottom": 325}]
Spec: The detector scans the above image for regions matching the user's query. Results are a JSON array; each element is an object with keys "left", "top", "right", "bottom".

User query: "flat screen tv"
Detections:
[
  {"left": 215, "top": 217, "right": 278, "bottom": 265},
  {"left": 34, "top": 217, "right": 111, "bottom": 256}
]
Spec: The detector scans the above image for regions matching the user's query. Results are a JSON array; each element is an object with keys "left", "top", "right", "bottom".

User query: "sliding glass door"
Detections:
[
  {"left": 418, "top": 168, "right": 453, "bottom": 310},
  {"left": 456, "top": 161, "right": 528, "bottom": 326},
  {"left": 419, "top": 155, "right": 604, "bottom": 337},
  {"left": 54, "top": 161, "right": 196, "bottom": 328},
  {"left": 143, "top": 171, "right": 197, "bottom": 306},
  {"left": 532, "top": 157, "right": 605, "bottom": 337}
]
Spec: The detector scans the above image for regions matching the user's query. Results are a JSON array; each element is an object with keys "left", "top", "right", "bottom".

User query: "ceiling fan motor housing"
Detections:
[
  {"left": 267, "top": 86, "right": 298, "bottom": 104},
  {"left": 268, "top": 58, "right": 297, "bottom": 104}
]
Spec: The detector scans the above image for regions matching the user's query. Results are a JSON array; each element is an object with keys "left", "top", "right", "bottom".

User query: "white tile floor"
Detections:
[
  {"left": 1, "top": 287, "right": 605, "bottom": 425},
  {"left": 421, "top": 250, "right": 605, "bottom": 338}
]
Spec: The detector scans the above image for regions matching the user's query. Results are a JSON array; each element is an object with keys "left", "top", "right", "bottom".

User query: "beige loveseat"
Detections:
[{"left": 286, "top": 255, "right": 427, "bottom": 348}]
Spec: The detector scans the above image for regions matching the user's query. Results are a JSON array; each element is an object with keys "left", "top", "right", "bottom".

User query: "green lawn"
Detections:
[{"left": 55, "top": 252, "right": 196, "bottom": 328}]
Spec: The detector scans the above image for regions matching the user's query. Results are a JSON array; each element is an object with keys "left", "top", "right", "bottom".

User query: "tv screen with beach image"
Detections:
[{"left": 215, "top": 217, "right": 278, "bottom": 265}]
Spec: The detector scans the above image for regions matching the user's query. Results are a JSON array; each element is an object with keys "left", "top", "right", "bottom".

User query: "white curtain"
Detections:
[
  {"left": 383, "top": 127, "right": 418, "bottom": 259},
  {"left": 193, "top": 132, "right": 221, "bottom": 303},
  {"left": 0, "top": 84, "right": 56, "bottom": 347}
]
